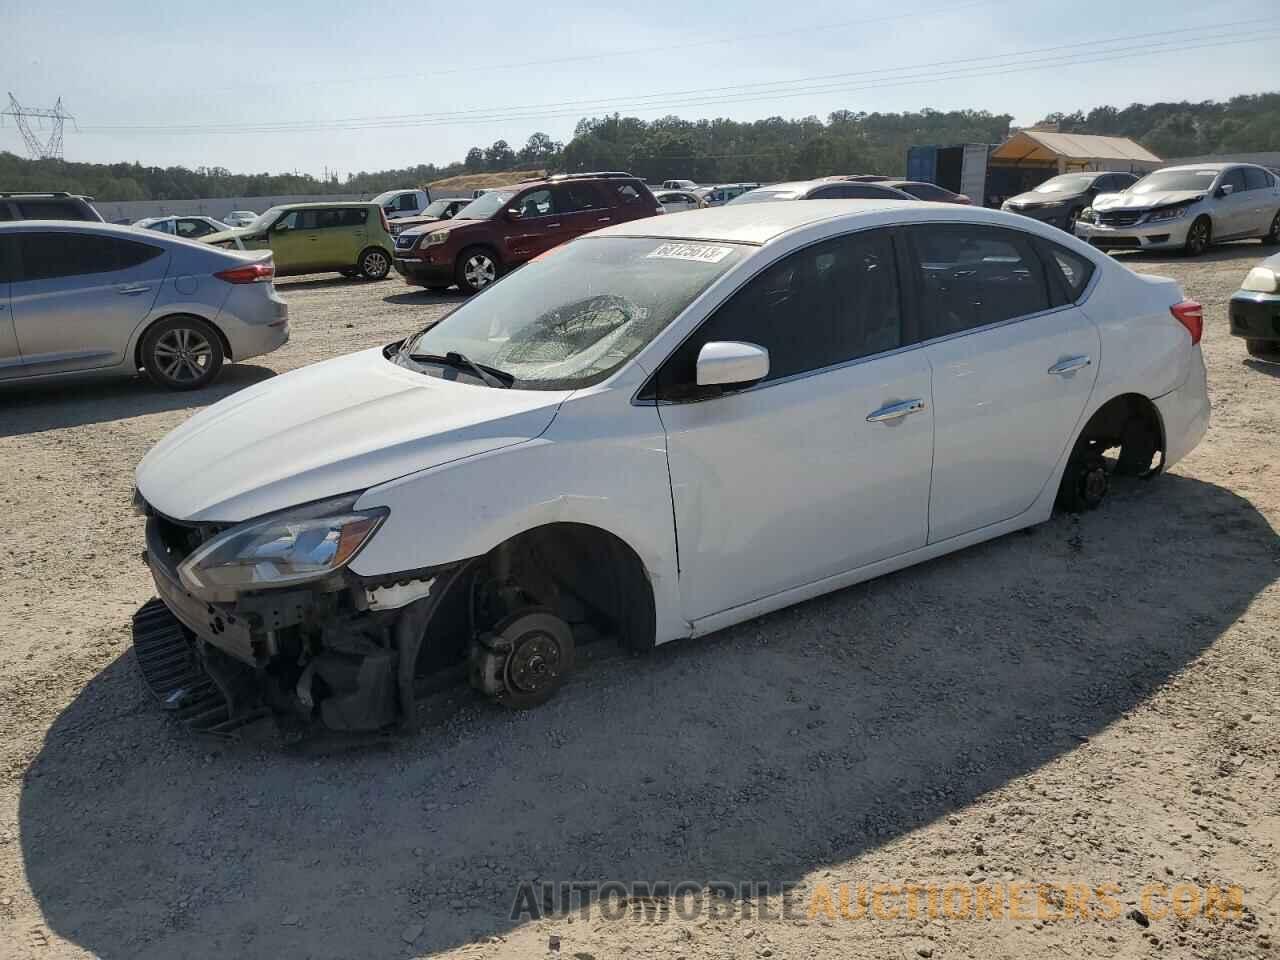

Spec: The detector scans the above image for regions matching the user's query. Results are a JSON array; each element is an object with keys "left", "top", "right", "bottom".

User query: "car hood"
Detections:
[
  {"left": 200, "top": 225, "right": 256, "bottom": 244},
  {"left": 136, "top": 347, "right": 570, "bottom": 523},
  {"left": 1093, "top": 190, "right": 1204, "bottom": 211},
  {"left": 400, "top": 217, "right": 487, "bottom": 238},
  {"left": 1007, "top": 190, "right": 1084, "bottom": 206},
  {"left": 393, "top": 215, "right": 445, "bottom": 231}
]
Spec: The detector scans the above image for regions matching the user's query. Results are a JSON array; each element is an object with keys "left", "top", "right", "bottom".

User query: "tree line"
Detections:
[{"left": 3, "top": 93, "right": 1276, "bottom": 202}]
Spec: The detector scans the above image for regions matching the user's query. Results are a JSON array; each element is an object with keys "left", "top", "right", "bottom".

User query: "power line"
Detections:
[
  {"left": 196, "top": 0, "right": 1008, "bottom": 94},
  {"left": 78, "top": 26, "right": 1278, "bottom": 137},
  {"left": 84, "top": 17, "right": 1267, "bottom": 133}
]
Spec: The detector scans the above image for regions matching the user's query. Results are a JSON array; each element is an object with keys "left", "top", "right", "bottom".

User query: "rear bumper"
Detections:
[
  {"left": 1075, "top": 218, "right": 1191, "bottom": 251},
  {"left": 1229, "top": 292, "right": 1280, "bottom": 343},
  {"left": 217, "top": 285, "right": 290, "bottom": 361},
  {"left": 1154, "top": 349, "right": 1210, "bottom": 470}
]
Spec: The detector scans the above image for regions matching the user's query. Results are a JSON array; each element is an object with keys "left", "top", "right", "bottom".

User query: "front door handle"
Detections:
[
  {"left": 867, "top": 398, "right": 926, "bottom": 423},
  {"left": 597, "top": 217, "right": 612, "bottom": 223},
  {"left": 116, "top": 284, "right": 152, "bottom": 296},
  {"left": 547, "top": 223, "right": 561, "bottom": 229},
  {"left": 1048, "top": 355, "right": 1092, "bottom": 375}
]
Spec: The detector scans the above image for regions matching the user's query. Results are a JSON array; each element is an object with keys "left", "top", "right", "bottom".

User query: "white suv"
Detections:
[
  {"left": 1076, "top": 163, "right": 1280, "bottom": 255},
  {"left": 133, "top": 201, "right": 1209, "bottom": 735}
]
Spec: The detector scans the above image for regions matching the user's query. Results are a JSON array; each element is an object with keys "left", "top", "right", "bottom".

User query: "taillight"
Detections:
[
  {"left": 215, "top": 262, "right": 274, "bottom": 284},
  {"left": 380, "top": 208, "right": 390, "bottom": 233},
  {"left": 1170, "top": 299, "right": 1203, "bottom": 345}
]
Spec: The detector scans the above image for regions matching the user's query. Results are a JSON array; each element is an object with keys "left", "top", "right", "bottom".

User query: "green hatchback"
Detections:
[{"left": 202, "top": 202, "right": 394, "bottom": 280}]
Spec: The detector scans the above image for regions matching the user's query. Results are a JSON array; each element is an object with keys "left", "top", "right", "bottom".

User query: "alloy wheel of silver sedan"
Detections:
[{"left": 142, "top": 317, "right": 225, "bottom": 391}]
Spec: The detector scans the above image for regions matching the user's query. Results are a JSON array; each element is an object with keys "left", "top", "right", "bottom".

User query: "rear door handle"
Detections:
[
  {"left": 597, "top": 217, "right": 612, "bottom": 223},
  {"left": 547, "top": 223, "right": 561, "bottom": 228},
  {"left": 116, "top": 284, "right": 152, "bottom": 296},
  {"left": 1048, "top": 355, "right": 1092, "bottom": 375},
  {"left": 867, "top": 398, "right": 926, "bottom": 423}
]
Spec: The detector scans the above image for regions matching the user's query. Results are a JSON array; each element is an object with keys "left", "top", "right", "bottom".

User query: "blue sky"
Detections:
[{"left": 1, "top": 0, "right": 1273, "bottom": 176}]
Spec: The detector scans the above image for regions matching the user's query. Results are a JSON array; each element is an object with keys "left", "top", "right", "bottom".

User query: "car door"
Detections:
[
  {"left": 9, "top": 230, "right": 168, "bottom": 376},
  {"left": 317, "top": 207, "right": 367, "bottom": 268},
  {"left": 266, "top": 210, "right": 318, "bottom": 273},
  {"left": 0, "top": 235, "right": 21, "bottom": 380},
  {"left": 1242, "top": 167, "right": 1275, "bottom": 235},
  {"left": 905, "top": 223, "right": 1099, "bottom": 543},
  {"left": 1216, "top": 168, "right": 1252, "bottom": 238},
  {"left": 557, "top": 182, "right": 613, "bottom": 239},
  {"left": 503, "top": 188, "right": 569, "bottom": 263},
  {"left": 651, "top": 228, "right": 933, "bottom": 622}
]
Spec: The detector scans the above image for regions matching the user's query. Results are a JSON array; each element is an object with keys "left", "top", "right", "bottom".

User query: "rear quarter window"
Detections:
[
  {"left": 1036, "top": 239, "right": 1096, "bottom": 303},
  {"left": 15, "top": 200, "right": 90, "bottom": 220}
]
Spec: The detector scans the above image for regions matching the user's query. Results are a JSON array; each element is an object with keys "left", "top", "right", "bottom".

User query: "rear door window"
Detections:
[
  {"left": 560, "top": 182, "right": 606, "bottom": 212},
  {"left": 1243, "top": 167, "right": 1270, "bottom": 191},
  {"left": 906, "top": 224, "right": 1053, "bottom": 339},
  {"left": 397, "top": 194, "right": 417, "bottom": 211},
  {"left": 16, "top": 232, "right": 162, "bottom": 281},
  {"left": 16, "top": 200, "right": 86, "bottom": 220}
]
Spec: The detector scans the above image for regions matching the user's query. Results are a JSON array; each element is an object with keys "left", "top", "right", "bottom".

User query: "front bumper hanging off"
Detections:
[
  {"left": 132, "top": 599, "right": 271, "bottom": 738},
  {"left": 133, "top": 511, "right": 472, "bottom": 738}
]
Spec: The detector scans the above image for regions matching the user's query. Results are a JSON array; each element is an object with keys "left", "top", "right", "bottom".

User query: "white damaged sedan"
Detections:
[{"left": 132, "top": 201, "right": 1209, "bottom": 735}]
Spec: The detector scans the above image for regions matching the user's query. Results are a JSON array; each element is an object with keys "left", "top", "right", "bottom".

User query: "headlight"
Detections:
[
  {"left": 1079, "top": 207, "right": 1096, "bottom": 223},
  {"left": 1147, "top": 204, "right": 1190, "bottom": 223},
  {"left": 177, "top": 495, "right": 387, "bottom": 599},
  {"left": 1242, "top": 266, "right": 1279, "bottom": 293},
  {"left": 423, "top": 230, "right": 450, "bottom": 247}
]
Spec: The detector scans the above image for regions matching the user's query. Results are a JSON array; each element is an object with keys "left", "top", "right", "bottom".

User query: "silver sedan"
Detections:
[{"left": 0, "top": 221, "right": 289, "bottom": 390}]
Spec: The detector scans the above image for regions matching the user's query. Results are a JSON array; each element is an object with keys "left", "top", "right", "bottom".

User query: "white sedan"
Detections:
[{"left": 133, "top": 201, "right": 1209, "bottom": 734}]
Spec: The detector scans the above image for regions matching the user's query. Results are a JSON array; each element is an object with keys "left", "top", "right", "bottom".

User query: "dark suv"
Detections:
[
  {"left": 393, "top": 172, "right": 662, "bottom": 294},
  {"left": 0, "top": 191, "right": 103, "bottom": 222}
]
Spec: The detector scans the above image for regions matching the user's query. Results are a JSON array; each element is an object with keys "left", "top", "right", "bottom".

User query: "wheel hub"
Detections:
[{"left": 468, "top": 609, "right": 575, "bottom": 709}]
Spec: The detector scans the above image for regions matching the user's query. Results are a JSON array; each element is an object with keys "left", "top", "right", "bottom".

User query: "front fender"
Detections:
[{"left": 349, "top": 412, "right": 688, "bottom": 644}]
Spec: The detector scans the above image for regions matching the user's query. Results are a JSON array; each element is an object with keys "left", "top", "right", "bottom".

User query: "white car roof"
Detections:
[
  {"left": 1153, "top": 163, "right": 1236, "bottom": 173},
  {"left": 595, "top": 199, "right": 1068, "bottom": 247}
]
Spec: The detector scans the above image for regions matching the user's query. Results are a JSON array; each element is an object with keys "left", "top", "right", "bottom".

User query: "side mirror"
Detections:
[
  {"left": 1217, "top": 183, "right": 1234, "bottom": 197},
  {"left": 506, "top": 208, "right": 523, "bottom": 220},
  {"left": 384, "top": 206, "right": 397, "bottom": 214},
  {"left": 696, "top": 341, "right": 770, "bottom": 388}
]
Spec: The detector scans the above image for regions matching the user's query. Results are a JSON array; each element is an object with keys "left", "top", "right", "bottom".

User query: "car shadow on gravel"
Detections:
[
  {"left": 1111, "top": 240, "right": 1270, "bottom": 266},
  {"left": 0, "top": 364, "right": 277, "bottom": 437},
  {"left": 383, "top": 289, "right": 465, "bottom": 306},
  {"left": 1243, "top": 358, "right": 1280, "bottom": 378},
  {"left": 19, "top": 474, "right": 1279, "bottom": 959}
]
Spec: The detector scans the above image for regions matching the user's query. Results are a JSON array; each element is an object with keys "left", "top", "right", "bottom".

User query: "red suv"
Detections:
[{"left": 393, "top": 172, "right": 662, "bottom": 294}]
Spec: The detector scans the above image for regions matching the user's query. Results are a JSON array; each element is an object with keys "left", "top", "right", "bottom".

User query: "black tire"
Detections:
[
  {"left": 1184, "top": 216, "right": 1211, "bottom": 257},
  {"left": 454, "top": 247, "right": 501, "bottom": 295},
  {"left": 1246, "top": 339, "right": 1280, "bottom": 361},
  {"left": 1056, "top": 454, "right": 1109, "bottom": 513},
  {"left": 141, "top": 316, "right": 224, "bottom": 391},
  {"left": 1263, "top": 210, "right": 1280, "bottom": 245},
  {"left": 356, "top": 246, "right": 391, "bottom": 281}
]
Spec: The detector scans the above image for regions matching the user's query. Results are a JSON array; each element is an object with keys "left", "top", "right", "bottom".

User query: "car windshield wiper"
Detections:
[{"left": 407, "top": 351, "right": 514, "bottom": 388}]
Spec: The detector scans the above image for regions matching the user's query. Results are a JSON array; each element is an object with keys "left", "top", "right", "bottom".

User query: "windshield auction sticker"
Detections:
[{"left": 647, "top": 243, "right": 734, "bottom": 263}]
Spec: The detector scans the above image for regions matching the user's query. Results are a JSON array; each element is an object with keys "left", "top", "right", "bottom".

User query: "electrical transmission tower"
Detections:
[{"left": 1, "top": 94, "right": 75, "bottom": 160}]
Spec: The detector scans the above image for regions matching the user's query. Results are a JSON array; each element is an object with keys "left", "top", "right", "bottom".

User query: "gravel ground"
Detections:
[{"left": 0, "top": 245, "right": 1277, "bottom": 960}]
